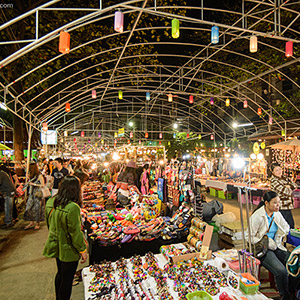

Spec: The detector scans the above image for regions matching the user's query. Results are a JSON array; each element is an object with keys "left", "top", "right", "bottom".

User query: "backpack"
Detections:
[{"left": 202, "top": 199, "right": 223, "bottom": 222}]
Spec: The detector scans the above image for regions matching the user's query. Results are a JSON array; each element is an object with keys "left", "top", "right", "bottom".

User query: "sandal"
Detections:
[
  {"left": 34, "top": 225, "right": 40, "bottom": 230},
  {"left": 24, "top": 224, "right": 34, "bottom": 230}
]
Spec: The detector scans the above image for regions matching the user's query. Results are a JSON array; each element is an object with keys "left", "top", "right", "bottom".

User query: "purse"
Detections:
[
  {"left": 250, "top": 218, "right": 274, "bottom": 258},
  {"left": 40, "top": 186, "right": 51, "bottom": 198}
]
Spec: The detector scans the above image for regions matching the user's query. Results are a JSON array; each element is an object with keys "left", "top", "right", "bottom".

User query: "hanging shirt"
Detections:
[{"left": 266, "top": 212, "right": 278, "bottom": 240}]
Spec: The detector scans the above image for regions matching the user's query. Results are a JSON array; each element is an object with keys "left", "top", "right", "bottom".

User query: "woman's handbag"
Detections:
[
  {"left": 40, "top": 186, "right": 51, "bottom": 198},
  {"left": 16, "top": 184, "right": 25, "bottom": 197},
  {"left": 250, "top": 218, "right": 274, "bottom": 258}
]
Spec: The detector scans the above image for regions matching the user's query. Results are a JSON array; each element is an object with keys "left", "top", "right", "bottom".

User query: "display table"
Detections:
[
  {"left": 205, "top": 180, "right": 228, "bottom": 191},
  {"left": 82, "top": 253, "right": 269, "bottom": 300},
  {"left": 287, "top": 232, "right": 300, "bottom": 247}
]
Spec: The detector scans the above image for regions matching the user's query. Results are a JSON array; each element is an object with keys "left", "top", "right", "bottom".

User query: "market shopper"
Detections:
[
  {"left": 51, "top": 157, "right": 69, "bottom": 196},
  {"left": 140, "top": 163, "right": 150, "bottom": 195},
  {"left": 43, "top": 175, "right": 87, "bottom": 300},
  {"left": 250, "top": 191, "right": 291, "bottom": 300},
  {"left": 270, "top": 163, "right": 297, "bottom": 228},
  {"left": 24, "top": 162, "right": 46, "bottom": 230},
  {"left": 0, "top": 169, "right": 16, "bottom": 228}
]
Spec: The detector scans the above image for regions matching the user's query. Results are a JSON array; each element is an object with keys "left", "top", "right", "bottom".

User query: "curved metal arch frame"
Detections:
[{"left": 0, "top": 0, "right": 298, "bottom": 137}]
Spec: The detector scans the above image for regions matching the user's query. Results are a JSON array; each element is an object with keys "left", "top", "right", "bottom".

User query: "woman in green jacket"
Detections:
[{"left": 43, "top": 175, "right": 87, "bottom": 300}]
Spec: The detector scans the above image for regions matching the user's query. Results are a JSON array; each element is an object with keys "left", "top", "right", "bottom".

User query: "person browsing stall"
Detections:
[
  {"left": 249, "top": 191, "right": 290, "bottom": 300},
  {"left": 43, "top": 175, "right": 87, "bottom": 300},
  {"left": 51, "top": 157, "right": 69, "bottom": 196},
  {"left": 270, "top": 163, "right": 298, "bottom": 228}
]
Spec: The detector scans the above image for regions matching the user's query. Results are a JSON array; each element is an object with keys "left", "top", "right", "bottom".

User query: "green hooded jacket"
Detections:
[{"left": 43, "top": 197, "right": 86, "bottom": 262}]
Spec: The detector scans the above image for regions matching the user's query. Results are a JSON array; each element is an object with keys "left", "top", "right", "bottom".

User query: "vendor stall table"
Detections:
[{"left": 82, "top": 253, "right": 269, "bottom": 300}]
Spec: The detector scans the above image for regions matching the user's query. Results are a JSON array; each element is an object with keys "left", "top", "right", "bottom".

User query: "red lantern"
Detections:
[
  {"left": 159, "top": 132, "right": 163, "bottom": 139},
  {"left": 42, "top": 122, "right": 48, "bottom": 131},
  {"left": 145, "top": 132, "right": 149, "bottom": 139},
  {"left": 189, "top": 95, "right": 193, "bottom": 104},
  {"left": 81, "top": 131, "right": 85, "bottom": 137},
  {"left": 92, "top": 90, "right": 96, "bottom": 99},
  {"left": 187, "top": 133, "right": 190, "bottom": 139},
  {"left": 285, "top": 41, "right": 293, "bottom": 57},
  {"left": 210, "top": 134, "right": 214, "bottom": 140},
  {"left": 73, "top": 138, "right": 76, "bottom": 142},
  {"left": 159, "top": 141, "right": 161, "bottom": 145},
  {"left": 257, "top": 107, "right": 262, "bottom": 116},
  {"left": 65, "top": 102, "right": 70, "bottom": 112},
  {"left": 59, "top": 31, "right": 70, "bottom": 54}
]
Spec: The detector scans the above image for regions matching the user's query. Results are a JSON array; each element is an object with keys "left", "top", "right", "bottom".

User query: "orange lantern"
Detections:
[
  {"left": 59, "top": 31, "right": 70, "bottom": 54},
  {"left": 145, "top": 132, "right": 149, "bottom": 139},
  {"left": 65, "top": 102, "right": 70, "bottom": 112},
  {"left": 42, "top": 122, "right": 48, "bottom": 131},
  {"left": 127, "top": 139, "right": 130, "bottom": 144},
  {"left": 189, "top": 95, "right": 193, "bottom": 104},
  {"left": 257, "top": 107, "right": 262, "bottom": 116}
]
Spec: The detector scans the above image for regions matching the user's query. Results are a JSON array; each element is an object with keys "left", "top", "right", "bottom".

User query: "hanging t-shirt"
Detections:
[{"left": 51, "top": 167, "right": 69, "bottom": 189}]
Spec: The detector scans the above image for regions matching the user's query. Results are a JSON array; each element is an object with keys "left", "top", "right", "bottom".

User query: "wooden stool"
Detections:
[{"left": 258, "top": 265, "right": 280, "bottom": 298}]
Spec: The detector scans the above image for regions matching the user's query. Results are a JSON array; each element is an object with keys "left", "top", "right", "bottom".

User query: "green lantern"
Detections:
[{"left": 172, "top": 19, "right": 179, "bottom": 39}]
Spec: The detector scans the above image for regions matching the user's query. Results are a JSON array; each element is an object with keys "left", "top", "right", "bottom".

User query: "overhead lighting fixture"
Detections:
[
  {"left": 0, "top": 103, "right": 7, "bottom": 110},
  {"left": 128, "top": 121, "right": 134, "bottom": 127},
  {"left": 71, "top": 131, "right": 78, "bottom": 135},
  {"left": 237, "top": 123, "right": 254, "bottom": 127},
  {"left": 173, "top": 123, "right": 178, "bottom": 129},
  {"left": 232, "top": 122, "right": 238, "bottom": 128}
]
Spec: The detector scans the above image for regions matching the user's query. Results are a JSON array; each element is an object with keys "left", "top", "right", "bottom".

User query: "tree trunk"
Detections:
[{"left": 13, "top": 114, "right": 24, "bottom": 176}]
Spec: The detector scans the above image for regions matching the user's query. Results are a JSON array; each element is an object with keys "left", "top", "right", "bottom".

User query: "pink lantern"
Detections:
[
  {"left": 210, "top": 134, "right": 214, "bottom": 140},
  {"left": 269, "top": 117, "right": 273, "bottom": 125},
  {"left": 189, "top": 95, "right": 193, "bottom": 104},
  {"left": 285, "top": 41, "right": 293, "bottom": 57},
  {"left": 92, "top": 90, "right": 96, "bottom": 99},
  {"left": 159, "top": 132, "right": 163, "bottom": 139},
  {"left": 130, "top": 131, "right": 133, "bottom": 138},
  {"left": 243, "top": 100, "right": 248, "bottom": 108},
  {"left": 114, "top": 11, "right": 124, "bottom": 33},
  {"left": 210, "top": 97, "right": 214, "bottom": 105},
  {"left": 81, "top": 131, "right": 85, "bottom": 137}
]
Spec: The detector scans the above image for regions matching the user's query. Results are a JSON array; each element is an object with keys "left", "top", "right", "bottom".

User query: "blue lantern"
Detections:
[
  {"left": 173, "top": 133, "right": 176, "bottom": 139},
  {"left": 211, "top": 26, "right": 219, "bottom": 44},
  {"left": 146, "top": 92, "right": 150, "bottom": 101}
]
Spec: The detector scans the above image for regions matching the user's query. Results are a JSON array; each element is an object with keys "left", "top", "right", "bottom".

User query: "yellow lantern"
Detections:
[{"left": 225, "top": 98, "right": 230, "bottom": 106}]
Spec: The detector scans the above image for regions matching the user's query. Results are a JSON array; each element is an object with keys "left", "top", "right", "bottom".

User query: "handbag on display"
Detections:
[{"left": 249, "top": 218, "right": 274, "bottom": 258}]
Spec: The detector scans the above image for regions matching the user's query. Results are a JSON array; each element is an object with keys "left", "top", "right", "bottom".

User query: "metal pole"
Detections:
[
  {"left": 245, "top": 188, "right": 252, "bottom": 254},
  {"left": 237, "top": 187, "right": 246, "bottom": 250},
  {"left": 25, "top": 122, "right": 32, "bottom": 183}
]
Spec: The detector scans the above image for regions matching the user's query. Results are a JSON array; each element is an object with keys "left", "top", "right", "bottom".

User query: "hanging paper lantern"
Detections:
[
  {"left": 198, "top": 134, "right": 202, "bottom": 139},
  {"left": 65, "top": 102, "right": 71, "bottom": 112},
  {"left": 189, "top": 95, "right": 193, "bottom": 104},
  {"left": 118, "top": 90, "right": 123, "bottom": 100},
  {"left": 250, "top": 35, "right": 257, "bottom": 53},
  {"left": 159, "top": 132, "right": 163, "bottom": 139},
  {"left": 281, "top": 130, "right": 285, "bottom": 137},
  {"left": 269, "top": 117, "right": 273, "bottom": 125},
  {"left": 168, "top": 94, "right": 173, "bottom": 102},
  {"left": 42, "top": 122, "right": 48, "bottom": 131},
  {"left": 243, "top": 100, "right": 248, "bottom": 108},
  {"left": 114, "top": 11, "right": 124, "bottom": 33},
  {"left": 146, "top": 92, "right": 150, "bottom": 101},
  {"left": 168, "top": 141, "right": 171, "bottom": 146},
  {"left": 127, "top": 139, "right": 130, "bottom": 144},
  {"left": 172, "top": 19, "right": 180, "bottom": 39},
  {"left": 159, "top": 141, "right": 161, "bottom": 145},
  {"left": 88, "top": 139, "right": 91, "bottom": 143},
  {"left": 130, "top": 131, "right": 133, "bottom": 138},
  {"left": 210, "top": 134, "right": 214, "bottom": 140},
  {"left": 145, "top": 132, "right": 149, "bottom": 138},
  {"left": 187, "top": 133, "right": 190, "bottom": 139},
  {"left": 59, "top": 31, "right": 70, "bottom": 54},
  {"left": 101, "top": 139, "right": 104, "bottom": 144},
  {"left": 257, "top": 107, "right": 262, "bottom": 116},
  {"left": 285, "top": 41, "right": 293, "bottom": 57},
  {"left": 211, "top": 26, "right": 219, "bottom": 44},
  {"left": 114, "top": 132, "right": 118, "bottom": 138},
  {"left": 225, "top": 98, "right": 230, "bottom": 107},
  {"left": 276, "top": 99, "right": 280, "bottom": 105},
  {"left": 210, "top": 97, "right": 214, "bottom": 105},
  {"left": 73, "top": 138, "right": 76, "bottom": 142},
  {"left": 98, "top": 132, "right": 101, "bottom": 138},
  {"left": 92, "top": 90, "right": 97, "bottom": 99},
  {"left": 81, "top": 131, "right": 84, "bottom": 137},
  {"left": 173, "top": 133, "right": 176, "bottom": 139}
]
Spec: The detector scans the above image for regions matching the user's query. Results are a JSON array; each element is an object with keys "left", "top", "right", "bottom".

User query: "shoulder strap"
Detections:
[{"left": 266, "top": 217, "right": 275, "bottom": 233}]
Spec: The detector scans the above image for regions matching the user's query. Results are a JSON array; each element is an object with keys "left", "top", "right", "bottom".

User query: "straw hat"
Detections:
[{"left": 126, "top": 160, "right": 136, "bottom": 168}]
